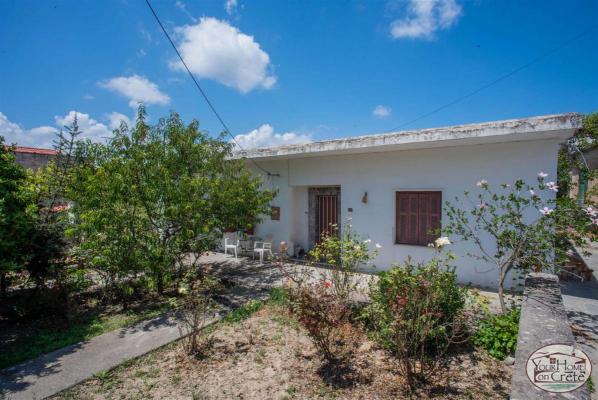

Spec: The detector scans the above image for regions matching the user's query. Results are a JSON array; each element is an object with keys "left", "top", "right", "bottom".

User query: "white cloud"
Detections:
[
  {"left": 106, "top": 112, "right": 133, "bottom": 130},
  {"left": 232, "top": 124, "right": 311, "bottom": 149},
  {"left": 55, "top": 111, "right": 112, "bottom": 141},
  {"left": 225, "top": 0, "right": 237, "bottom": 15},
  {"left": 373, "top": 105, "right": 392, "bottom": 118},
  {"left": 390, "top": 0, "right": 462, "bottom": 40},
  {"left": 0, "top": 112, "right": 57, "bottom": 148},
  {"left": 171, "top": 18, "right": 276, "bottom": 93},
  {"left": 0, "top": 112, "right": 25, "bottom": 138},
  {"left": 98, "top": 75, "right": 170, "bottom": 108},
  {"left": 0, "top": 111, "right": 115, "bottom": 148},
  {"left": 175, "top": 0, "right": 197, "bottom": 22},
  {"left": 139, "top": 27, "right": 152, "bottom": 43}
]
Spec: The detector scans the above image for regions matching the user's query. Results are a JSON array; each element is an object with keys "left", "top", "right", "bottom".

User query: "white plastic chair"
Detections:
[
  {"left": 253, "top": 241, "right": 273, "bottom": 263},
  {"left": 224, "top": 238, "right": 240, "bottom": 258}
]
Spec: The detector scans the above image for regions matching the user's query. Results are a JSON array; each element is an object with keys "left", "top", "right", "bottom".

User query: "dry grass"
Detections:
[{"left": 54, "top": 305, "right": 511, "bottom": 400}]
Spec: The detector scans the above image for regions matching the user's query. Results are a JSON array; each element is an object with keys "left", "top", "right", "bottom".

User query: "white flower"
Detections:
[
  {"left": 546, "top": 181, "right": 559, "bottom": 192},
  {"left": 375, "top": 243, "right": 382, "bottom": 249},
  {"left": 476, "top": 179, "right": 488, "bottom": 187},
  {"left": 585, "top": 207, "right": 598, "bottom": 217},
  {"left": 539, "top": 207, "right": 554, "bottom": 215},
  {"left": 538, "top": 171, "right": 548, "bottom": 178},
  {"left": 529, "top": 189, "right": 535, "bottom": 196},
  {"left": 434, "top": 237, "right": 451, "bottom": 247},
  {"left": 363, "top": 239, "right": 372, "bottom": 244}
]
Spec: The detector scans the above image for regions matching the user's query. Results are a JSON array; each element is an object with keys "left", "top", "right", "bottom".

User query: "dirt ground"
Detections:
[{"left": 55, "top": 305, "right": 511, "bottom": 400}]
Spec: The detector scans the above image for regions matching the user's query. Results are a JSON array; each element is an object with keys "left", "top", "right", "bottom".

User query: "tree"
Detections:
[
  {"left": 558, "top": 111, "right": 598, "bottom": 202},
  {"left": 25, "top": 117, "right": 82, "bottom": 289},
  {"left": 0, "top": 138, "right": 35, "bottom": 295},
  {"left": 445, "top": 175, "right": 595, "bottom": 314},
  {"left": 70, "top": 107, "right": 274, "bottom": 298}
]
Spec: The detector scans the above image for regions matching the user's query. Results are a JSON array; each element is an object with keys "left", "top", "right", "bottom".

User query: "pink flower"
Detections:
[
  {"left": 478, "top": 202, "right": 487, "bottom": 209},
  {"left": 324, "top": 280, "right": 331, "bottom": 288},
  {"left": 546, "top": 182, "right": 559, "bottom": 192},
  {"left": 539, "top": 207, "right": 554, "bottom": 215},
  {"left": 538, "top": 171, "right": 548, "bottom": 178},
  {"left": 585, "top": 207, "right": 598, "bottom": 217},
  {"left": 395, "top": 295, "right": 407, "bottom": 307}
]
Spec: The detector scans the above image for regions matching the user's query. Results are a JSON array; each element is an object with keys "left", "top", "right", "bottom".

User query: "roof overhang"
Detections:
[{"left": 234, "top": 113, "right": 581, "bottom": 161}]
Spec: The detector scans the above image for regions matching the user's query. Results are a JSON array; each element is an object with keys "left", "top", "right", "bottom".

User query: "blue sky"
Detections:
[{"left": 1, "top": 0, "right": 597, "bottom": 149}]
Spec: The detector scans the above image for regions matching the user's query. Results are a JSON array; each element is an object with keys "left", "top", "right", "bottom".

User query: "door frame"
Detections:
[{"left": 308, "top": 186, "right": 341, "bottom": 248}]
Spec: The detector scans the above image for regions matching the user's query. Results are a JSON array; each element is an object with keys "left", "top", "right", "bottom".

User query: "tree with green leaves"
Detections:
[
  {"left": 445, "top": 174, "right": 595, "bottom": 314},
  {"left": 558, "top": 111, "right": 598, "bottom": 202},
  {"left": 70, "top": 107, "right": 275, "bottom": 299},
  {"left": 0, "top": 137, "right": 35, "bottom": 295},
  {"left": 24, "top": 117, "right": 83, "bottom": 290}
]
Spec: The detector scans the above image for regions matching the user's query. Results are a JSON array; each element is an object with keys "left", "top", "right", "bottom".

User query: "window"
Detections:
[{"left": 395, "top": 191, "right": 442, "bottom": 246}]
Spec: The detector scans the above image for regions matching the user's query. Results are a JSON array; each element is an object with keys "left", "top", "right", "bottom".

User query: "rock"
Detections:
[{"left": 503, "top": 356, "right": 515, "bottom": 366}]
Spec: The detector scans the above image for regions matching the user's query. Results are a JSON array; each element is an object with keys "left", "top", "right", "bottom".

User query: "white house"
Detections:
[{"left": 238, "top": 114, "right": 580, "bottom": 288}]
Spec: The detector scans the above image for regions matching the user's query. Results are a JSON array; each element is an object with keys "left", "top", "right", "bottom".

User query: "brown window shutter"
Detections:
[{"left": 396, "top": 191, "right": 442, "bottom": 246}]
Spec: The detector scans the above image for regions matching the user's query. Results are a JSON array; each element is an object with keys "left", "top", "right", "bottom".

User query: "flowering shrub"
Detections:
[
  {"left": 309, "top": 222, "right": 379, "bottom": 301},
  {"left": 445, "top": 173, "right": 596, "bottom": 314},
  {"left": 290, "top": 279, "right": 350, "bottom": 362},
  {"left": 360, "top": 254, "right": 468, "bottom": 389}
]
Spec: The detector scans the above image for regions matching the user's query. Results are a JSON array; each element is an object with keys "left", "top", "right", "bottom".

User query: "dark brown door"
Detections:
[{"left": 316, "top": 194, "right": 339, "bottom": 243}]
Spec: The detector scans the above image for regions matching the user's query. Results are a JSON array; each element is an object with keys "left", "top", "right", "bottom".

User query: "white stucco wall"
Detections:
[{"left": 251, "top": 138, "right": 562, "bottom": 289}]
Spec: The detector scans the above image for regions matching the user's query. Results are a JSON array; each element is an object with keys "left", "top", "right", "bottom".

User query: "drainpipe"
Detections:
[{"left": 578, "top": 169, "right": 588, "bottom": 205}]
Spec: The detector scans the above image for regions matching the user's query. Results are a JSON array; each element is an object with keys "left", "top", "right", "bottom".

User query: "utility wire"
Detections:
[
  {"left": 387, "top": 23, "right": 598, "bottom": 133},
  {"left": 144, "top": 0, "right": 272, "bottom": 176}
]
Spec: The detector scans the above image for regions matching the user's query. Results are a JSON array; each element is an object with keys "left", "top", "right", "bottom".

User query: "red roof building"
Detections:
[{"left": 7, "top": 146, "right": 58, "bottom": 170}]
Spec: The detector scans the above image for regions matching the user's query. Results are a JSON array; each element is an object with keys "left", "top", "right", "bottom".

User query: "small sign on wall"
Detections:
[{"left": 271, "top": 206, "right": 280, "bottom": 221}]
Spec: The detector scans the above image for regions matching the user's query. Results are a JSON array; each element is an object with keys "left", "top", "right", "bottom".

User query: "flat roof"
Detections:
[{"left": 235, "top": 113, "right": 581, "bottom": 160}]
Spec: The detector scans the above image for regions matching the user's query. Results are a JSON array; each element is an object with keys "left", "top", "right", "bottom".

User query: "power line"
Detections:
[
  {"left": 143, "top": 0, "right": 272, "bottom": 176},
  {"left": 387, "top": 23, "right": 598, "bottom": 133}
]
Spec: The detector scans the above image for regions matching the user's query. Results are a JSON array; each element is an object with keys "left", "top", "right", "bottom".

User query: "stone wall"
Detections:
[{"left": 510, "top": 273, "right": 590, "bottom": 399}]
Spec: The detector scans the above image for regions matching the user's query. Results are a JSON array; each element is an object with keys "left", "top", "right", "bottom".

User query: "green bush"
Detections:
[
  {"left": 268, "top": 287, "right": 290, "bottom": 307},
  {"left": 224, "top": 299, "right": 264, "bottom": 323},
  {"left": 473, "top": 307, "right": 520, "bottom": 360},
  {"left": 360, "top": 256, "right": 468, "bottom": 388}
]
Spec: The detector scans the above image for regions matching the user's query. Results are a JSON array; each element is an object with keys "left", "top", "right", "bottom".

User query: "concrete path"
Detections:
[
  {"left": 0, "top": 253, "right": 283, "bottom": 400},
  {"left": 562, "top": 245, "right": 598, "bottom": 400},
  {"left": 579, "top": 242, "right": 598, "bottom": 282}
]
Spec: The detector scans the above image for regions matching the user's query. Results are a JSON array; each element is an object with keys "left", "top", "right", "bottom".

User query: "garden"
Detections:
[{"left": 2, "top": 109, "right": 598, "bottom": 398}]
